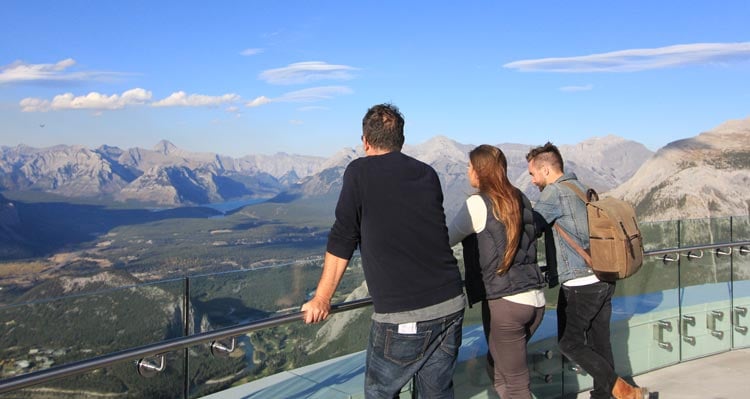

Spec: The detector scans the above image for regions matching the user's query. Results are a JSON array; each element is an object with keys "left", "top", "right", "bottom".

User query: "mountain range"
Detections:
[
  {"left": 0, "top": 140, "right": 326, "bottom": 206},
  {"left": 2, "top": 117, "right": 750, "bottom": 226},
  {"left": 610, "top": 118, "right": 750, "bottom": 221}
]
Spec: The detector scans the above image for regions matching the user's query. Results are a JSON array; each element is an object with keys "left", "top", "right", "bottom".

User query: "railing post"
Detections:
[
  {"left": 676, "top": 219, "right": 684, "bottom": 358},
  {"left": 729, "top": 216, "right": 735, "bottom": 349},
  {"left": 183, "top": 276, "right": 190, "bottom": 399}
]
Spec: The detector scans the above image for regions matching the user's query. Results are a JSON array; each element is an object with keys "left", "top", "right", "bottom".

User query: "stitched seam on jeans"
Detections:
[{"left": 438, "top": 316, "right": 462, "bottom": 356}]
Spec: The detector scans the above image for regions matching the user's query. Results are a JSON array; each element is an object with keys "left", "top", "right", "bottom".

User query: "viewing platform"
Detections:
[
  {"left": 198, "top": 346, "right": 750, "bottom": 398},
  {"left": 1, "top": 216, "right": 749, "bottom": 398}
]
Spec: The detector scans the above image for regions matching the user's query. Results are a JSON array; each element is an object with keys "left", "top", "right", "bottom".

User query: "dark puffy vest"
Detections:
[{"left": 462, "top": 191, "right": 546, "bottom": 306}]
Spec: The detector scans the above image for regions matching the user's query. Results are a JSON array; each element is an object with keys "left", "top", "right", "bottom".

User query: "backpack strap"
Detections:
[
  {"left": 554, "top": 223, "right": 593, "bottom": 268},
  {"left": 559, "top": 181, "right": 598, "bottom": 202},
  {"left": 553, "top": 181, "right": 593, "bottom": 268}
]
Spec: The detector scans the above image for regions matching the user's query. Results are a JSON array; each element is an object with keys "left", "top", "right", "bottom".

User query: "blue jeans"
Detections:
[
  {"left": 557, "top": 281, "right": 618, "bottom": 399},
  {"left": 365, "top": 310, "right": 464, "bottom": 399}
]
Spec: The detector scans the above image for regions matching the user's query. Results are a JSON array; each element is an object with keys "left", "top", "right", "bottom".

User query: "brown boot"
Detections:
[{"left": 611, "top": 377, "right": 649, "bottom": 399}]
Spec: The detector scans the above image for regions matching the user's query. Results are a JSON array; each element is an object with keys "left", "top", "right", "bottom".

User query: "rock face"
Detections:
[
  {"left": 560, "top": 135, "right": 654, "bottom": 194},
  {"left": 0, "top": 141, "right": 327, "bottom": 206},
  {"left": 283, "top": 135, "right": 652, "bottom": 221},
  {"left": 3, "top": 122, "right": 748, "bottom": 223},
  {"left": 116, "top": 165, "right": 213, "bottom": 205},
  {"left": 0, "top": 145, "right": 132, "bottom": 197},
  {"left": 405, "top": 136, "right": 475, "bottom": 220},
  {"left": 609, "top": 118, "right": 750, "bottom": 222},
  {"left": 512, "top": 136, "right": 654, "bottom": 202}
]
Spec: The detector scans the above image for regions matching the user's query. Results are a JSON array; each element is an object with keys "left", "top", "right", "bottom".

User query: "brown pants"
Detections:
[{"left": 483, "top": 297, "right": 545, "bottom": 399}]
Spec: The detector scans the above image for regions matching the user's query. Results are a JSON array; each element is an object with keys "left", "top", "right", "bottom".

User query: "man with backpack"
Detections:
[{"left": 526, "top": 142, "right": 648, "bottom": 399}]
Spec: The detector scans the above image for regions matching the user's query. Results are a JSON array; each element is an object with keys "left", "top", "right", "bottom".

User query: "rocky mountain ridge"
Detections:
[
  {"left": 0, "top": 141, "right": 327, "bottom": 206},
  {"left": 3, "top": 117, "right": 749, "bottom": 223},
  {"left": 284, "top": 134, "right": 654, "bottom": 220},
  {"left": 610, "top": 117, "right": 750, "bottom": 221}
]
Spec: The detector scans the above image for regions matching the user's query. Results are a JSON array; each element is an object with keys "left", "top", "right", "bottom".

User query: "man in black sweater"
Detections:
[{"left": 302, "top": 103, "right": 465, "bottom": 399}]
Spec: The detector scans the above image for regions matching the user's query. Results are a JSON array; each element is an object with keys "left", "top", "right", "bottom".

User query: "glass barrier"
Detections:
[
  {"left": 2, "top": 217, "right": 750, "bottom": 399},
  {"left": 732, "top": 216, "right": 750, "bottom": 349},
  {"left": 679, "top": 218, "right": 732, "bottom": 361},
  {"left": 187, "top": 256, "right": 371, "bottom": 398},
  {"left": 0, "top": 279, "right": 186, "bottom": 398},
  {"left": 622, "top": 218, "right": 681, "bottom": 378}
]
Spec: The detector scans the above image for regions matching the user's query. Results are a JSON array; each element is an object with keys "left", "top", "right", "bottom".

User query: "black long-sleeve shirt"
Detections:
[{"left": 326, "top": 151, "right": 463, "bottom": 313}]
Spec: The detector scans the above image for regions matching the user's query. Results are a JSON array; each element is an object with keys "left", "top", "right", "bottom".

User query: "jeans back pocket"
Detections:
[{"left": 384, "top": 329, "right": 432, "bottom": 366}]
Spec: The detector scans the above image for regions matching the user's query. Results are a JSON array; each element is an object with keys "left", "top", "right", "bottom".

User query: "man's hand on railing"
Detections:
[
  {"left": 301, "top": 252, "right": 349, "bottom": 324},
  {"left": 301, "top": 296, "right": 331, "bottom": 324}
]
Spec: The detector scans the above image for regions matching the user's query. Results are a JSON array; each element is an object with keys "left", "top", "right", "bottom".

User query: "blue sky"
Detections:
[{"left": 2, "top": 1, "right": 749, "bottom": 157}]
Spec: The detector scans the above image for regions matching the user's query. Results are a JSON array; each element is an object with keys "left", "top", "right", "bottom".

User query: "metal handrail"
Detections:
[
  {"left": 2, "top": 240, "right": 750, "bottom": 394},
  {"left": 646, "top": 241, "right": 750, "bottom": 257},
  {"left": 0, "top": 299, "right": 372, "bottom": 394}
]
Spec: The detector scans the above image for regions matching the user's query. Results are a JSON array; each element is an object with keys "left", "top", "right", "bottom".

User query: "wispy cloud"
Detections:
[
  {"left": 246, "top": 96, "right": 272, "bottom": 108},
  {"left": 504, "top": 42, "right": 750, "bottom": 72},
  {"left": 240, "top": 48, "right": 264, "bottom": 56},
  {"left": 246, "top": 86, "right": 353, "bottom": 108},
  {"left": 559, "top": 84, "right": 593, "bottom": 92},
  {"left": 259, "top": 61, "right": 358, "bottom": 85},
  {"left": 1, "top": 58, "right": 126, "bottom": 84},
  {"left": 277, "top": 86, "right": 353, "bottom": 102},
  {"left": 152, "top": 91, "right": 240, "bottom": 107},
  {"left": 289, "top": 119, "right": 304, "bottom": 125},
  {"left": 20, "top": 88, "right": 152, "bottom": 112}
]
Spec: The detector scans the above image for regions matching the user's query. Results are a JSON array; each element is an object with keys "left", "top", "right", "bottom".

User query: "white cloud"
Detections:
[
  {"left": 152, "top": 91, "right": 240, "bottom": 107},
  {"left": 20, "top": 88, "right": 152, "bottom": 112},
  {"left": 246, "top": 96, "right": 272, "bottom": 108},
  {"left": 240, "top": 48, "right": 264, "bottom": 56},
  {"left": 19, "top": 98, "right": 52, "bottom": 112},
  {"left": 0, "top": 58, "right": 125, "bottom": 84},
  {"left": 246, "top": 86, "right": 353, "bottom": 108},
  {"left": 559, "top": 84, "right": 593, "bottom": 92},
  {"left": 503, "top": 42, "right": 750, "bottom": 72},
  {"left": 259, "top": 61, "right": 358, "bottom": 84}
]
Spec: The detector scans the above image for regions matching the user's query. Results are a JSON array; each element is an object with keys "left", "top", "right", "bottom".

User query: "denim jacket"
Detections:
[{"left": 533, "top": 173, "right": 595, "bottom": 286}]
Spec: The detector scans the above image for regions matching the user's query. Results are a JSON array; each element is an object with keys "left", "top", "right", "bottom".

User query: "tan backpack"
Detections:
[{"left": 554, "top": 181, "right": 644, "bottom": 281}]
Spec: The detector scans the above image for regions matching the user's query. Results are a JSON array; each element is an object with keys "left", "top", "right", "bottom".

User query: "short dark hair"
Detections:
[
  {"left": 362, "top": 103, "right": 405, "bottom": 151},
  {"left": 526, "top": 141, "right": 564, "bottom": 172}
]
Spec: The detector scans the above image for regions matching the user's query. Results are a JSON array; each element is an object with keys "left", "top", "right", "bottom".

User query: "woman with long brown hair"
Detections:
[{"left": 448, "top": 144, "right": 546, "bottom": 398}]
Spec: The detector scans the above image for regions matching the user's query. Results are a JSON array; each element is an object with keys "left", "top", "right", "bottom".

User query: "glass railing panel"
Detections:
[
  {"left": 641, "top": 219, "right": 680, "bottom": 251},
  {"left": 679, "top": 218, "right": 732, "bottom": 360},
  {"left": 0, "top": 351, "right": 187, "bottom": 399},
  {"left": 453, "top": 304, "right": 498, "bottom": 399},
  {"left": 616, "top": 220, "right": 682, "bottom": 376},
  {"left": 612, "top": 256, "right": 681, "bottom": 376},
  {"left": 190, "top": 316, "right": 374, "bottom": 399},
  {"left": 186, "top": 257, "right": 370, "bottom": 398},
  {"left": 731, "top": 215, "right": 750, "bottom": 348},
  {"left": 0, "top": 279, "right": 186, "bottom": 398},
  {"left": 528, "top": 307, "right": 563, "bottom": 399}
]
